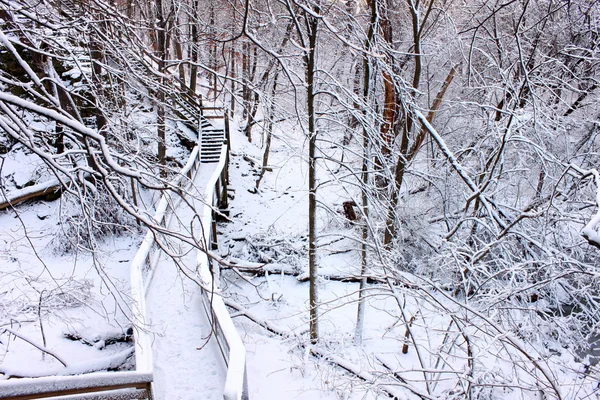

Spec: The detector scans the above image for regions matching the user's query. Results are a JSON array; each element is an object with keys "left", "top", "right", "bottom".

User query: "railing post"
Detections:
[
  {"left": 220, "top": 113, "right": 230, "bottom": 211},
  {"left": 211, "top": 215, "right": 218, "bottom": 250},
  {"left": 224, "top": 113, "right": 231, "bottom": 148},
  {"left": 146, "top": 382, "right": 154, "bottom": 400}
]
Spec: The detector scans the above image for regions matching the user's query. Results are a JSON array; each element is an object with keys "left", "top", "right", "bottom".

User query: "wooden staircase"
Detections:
[
  {"left": 199, "top": 116, "right": 225, "bottom": 163},
  {"left": 170, "top": 99, "right": 226, "bottom": 164}
]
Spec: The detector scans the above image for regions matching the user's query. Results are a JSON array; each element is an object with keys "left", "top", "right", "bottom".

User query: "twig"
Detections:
[{"left": 3, "top": 328, "right": 68, "bottom": 367}]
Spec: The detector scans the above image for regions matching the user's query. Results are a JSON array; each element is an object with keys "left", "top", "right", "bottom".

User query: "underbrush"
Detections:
[{"left": 50, "top": 182, "right": 140, "bottom": 255}]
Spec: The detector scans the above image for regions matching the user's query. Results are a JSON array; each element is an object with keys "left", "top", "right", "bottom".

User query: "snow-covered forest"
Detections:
[{"left": 1, "top": 0, "right": 600, "bottom": 398}]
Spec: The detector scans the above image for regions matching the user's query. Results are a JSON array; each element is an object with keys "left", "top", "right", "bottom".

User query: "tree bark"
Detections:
[
  {"left": 355, "top": 0, "right": 377, "bottom": 346},
  {"left": 155, "top": 0, "right": 167, "bottom": 177},
  {"left": 306, "top": 3, "right": 320, "bottom": 345}
]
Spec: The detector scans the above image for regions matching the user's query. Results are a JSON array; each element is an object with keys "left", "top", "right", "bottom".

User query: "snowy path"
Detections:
[{"left": 145, "top": 162, "right": 226, "bottom": 400}]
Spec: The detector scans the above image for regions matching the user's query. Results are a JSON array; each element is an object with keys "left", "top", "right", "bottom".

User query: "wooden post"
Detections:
[
  {"left": 220, "top": 114, "right": 230, "bottom": 211},
  {"left": 215, "top": 179, "right": 221, "bottom": 207},
  {"left": 211, "top": 215, "right": 218, "bottom": 250},
  {"left": 224, "top": 114, "right": 231, "bottom": 187},
  {"left": 219, "top": 173, "right": 228, "bottom": 211},
  {"left": 146, "top": 382, "right": 154, "bottom": 400}
]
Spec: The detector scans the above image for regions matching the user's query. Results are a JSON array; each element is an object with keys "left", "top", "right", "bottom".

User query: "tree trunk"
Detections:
[
  {"left": 382, "top": 0, "right": 431, "bottom": 247},
  {"left": 229, "top": 43, "right": 236, "bottom": 115},
  {"left": 155, "top": 0, "right": 167, "bottom": 177},
  {"left": 256, "top": 69, "right": 280, "bottom": 190},
  {"left": 306, "top": 3, "right": 320, "bottom": 345},
  {"left": 355, "top": 0, "right": 376, "bottom": 346},
  {"left": 188, "top": 0, "right": 199, "bottom": 95}
]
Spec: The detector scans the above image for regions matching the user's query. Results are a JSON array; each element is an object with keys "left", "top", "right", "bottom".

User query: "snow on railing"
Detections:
[
  {"left": 130, "top": 145, "right": 202, "bottom": 376},
  {"left": 197, "top": 142, "right": 249, "bottom": 400},
  {"left": 0, "top": 371, "right": 153, "bottom": 400}
]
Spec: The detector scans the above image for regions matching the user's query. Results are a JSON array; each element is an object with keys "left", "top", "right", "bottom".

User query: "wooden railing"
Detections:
[
  {"left": 129, "top": 144, "right": 204, "bottom": 382},
  {"left": 196, "top": 116, "right": 249, "bottom": 400},
  {"left": 0, "top": 372, "right": 153, "bottom": 400}
]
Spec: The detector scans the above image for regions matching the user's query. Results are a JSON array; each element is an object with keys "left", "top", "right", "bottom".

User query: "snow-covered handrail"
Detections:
[
  {"left": 0, "top": 371, "right": 152, "bottom": 400},
  {"left": 197, "top": 141, "right": 249, "bottom": 400},
  {"left": 130, "top": 145, "right": 202, "bottom": 376}
]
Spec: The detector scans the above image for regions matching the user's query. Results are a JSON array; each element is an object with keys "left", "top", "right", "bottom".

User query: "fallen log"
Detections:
[
  {"left": 0, "top": 179, "right": 62, "bottom": 211},
  {"left": 222, "top": 260, "right": 397, "bottom": 285}
]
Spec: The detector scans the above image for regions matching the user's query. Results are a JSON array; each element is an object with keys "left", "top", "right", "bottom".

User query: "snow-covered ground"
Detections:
[
  {"left": 0, "top": 198, "right": 137, "bottom": 378},
  {"left": 219, "top": 121, "right": 391, "bottom": 399}
]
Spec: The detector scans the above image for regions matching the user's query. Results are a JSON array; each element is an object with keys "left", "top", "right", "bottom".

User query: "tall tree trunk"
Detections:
[
  {"left": 242, "top": 40, "right": 249, "bottom": 120},
  {"left": 373, "top": 6, "right": 396, "bottom": 187},
  {"left": 306, "top": 3, "right": 320, "bottom": 345},
  {"left": 355, "top": 0, "right": 377, "bottom": 346},
  {"left": 90, "top": 38, "right": 107, "bottom": 132},
  {"left": 382, "top": 0, "right": 432, "bottom": 247},
  {"left": 173, "top": 19, "right": 186, "bottom": 92},
  {"left": 188, "top": 0, "right": 199, "bottom": 95},
  {"left": 155, "top": 0, "right": 167, "bottom": 177},
  {"left": 255, "top": 69, "right": 280, "bottom": 190},
  {"left": 229, "top": 43, "right": 236, "bottom": 115}
]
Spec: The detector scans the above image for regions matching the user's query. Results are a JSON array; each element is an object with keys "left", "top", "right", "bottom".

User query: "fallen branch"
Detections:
[
  {"left": 0, "top": 179, "right": 62, "bottom": 211},
  {"left": 222, "top": 259, "right": 395, "bottom": 285},
  {"left": 64, "top": 327, "right": 133, "bottom": 349},
  {"left": 3, "top": 328, "right": 68, "bottom": 367}
]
